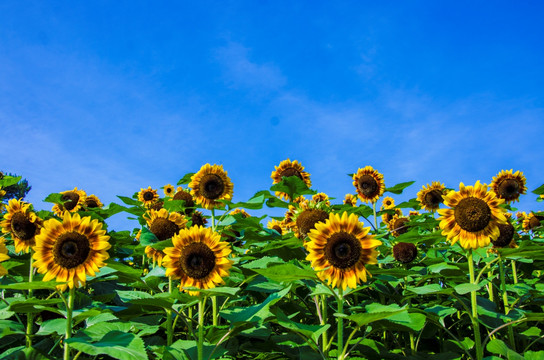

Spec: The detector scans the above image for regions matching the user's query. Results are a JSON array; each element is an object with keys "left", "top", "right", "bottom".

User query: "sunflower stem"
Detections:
[
  {"left": 468, "top": 249, "right": 483, "bottom": 360},
  {"left": 26, "top": 249, "right": 34, "bottom": 348},
  {"left": 212, "top": 296, "right": 218, "bottom": 326},
  {"left": 372, "top": 202, "right": 377, "bottom": 231},
  {"left": 337, "top": 287, "right": 344, "bottom": 360},
  {"left": 188, "top": 305, "right": 194, "bottom": 340},
  {"left": 511, "top": 260, "right": 518, "bottom": 284},
  {"left": 499, "top": 256, "right": 516, "bottom": 350},
  {"left": 64, "top": 287, "right": 75, "bottom": 360},
  {"left": 211, "top": 208, "right": 216, "bottom": 232},
  {"left": 321, "top": 294, "right": 328, "bottom": 356},
  {"left": 166, "top": 277, "right": 174, "bottom": 345},
  {"left": 198, "top": 296, "right": 206, "bottom": 360}
]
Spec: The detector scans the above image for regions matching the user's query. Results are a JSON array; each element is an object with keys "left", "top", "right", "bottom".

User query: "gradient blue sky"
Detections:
[{"left": 1, "top": 1, "right": 543, "bottom": 230}]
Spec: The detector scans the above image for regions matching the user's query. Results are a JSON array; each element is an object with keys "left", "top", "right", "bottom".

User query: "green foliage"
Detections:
[{"left": 0, "top": 172, "right": 31, "bottom": 201}]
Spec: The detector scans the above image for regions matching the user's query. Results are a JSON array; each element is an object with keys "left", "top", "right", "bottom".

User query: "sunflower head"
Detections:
[
  {"left": 417, "top": 182, "right": 446, "bottom": 212},
  {"left": 52, "top": 187, "right": 87, "bottom": 216},
  {"left": 267, "top": 219, "right": 285, "bottom": 235},
  {"left": 491, "top": 216, "right": 517, "bottom": 248},
  {"left": 392, "top": 242, "right": 418, "bottom": 264},
  {"left": 1, "top": 199, "right": 42, "bottom": 253},
  {"left": 162, "top": 226, "right": 233, "bottom": 296},
  {"left": 144, "top": 209, "right": 187, "bottom": 241},
  {"left": 306, "top": 212, "right": 382, "bottom": 290},
  {"left": 282, "top": 205, "right": 298, "bottom": 231},
  {"left": 293, "top": 200, "right": 329, "bottom": 239},
  {"left": 189, "top": 164, "right": 233, "bottom": 210},
  {"left": 138, "top": 187, "right": 159, "bottom": 208},
  {"left": 381, "top": 208, "right": 403, "bottom": 227},
  {"left": 381, "top": 196, "right": 395, "bottom": 210},
  {"left": 343, "top": 194, "right": 358, "bottom": 207},
  {"left": 84, "top": 195, "right": 103, "bottom": 209},
  {"left": 388, "top": 215, "right": 410, "bottom": 237},
  {"left": 230, "top": 208, "right": 250, "bottom": 218},
  {"left": 490, "top": 169, "right": 527, "bottom": 203},
  {"left": 438, "top": 181, "right": 507, "bottom": 249},
  {"left": 312, "top": 193, "right": 330, "bottom": 206},
  {"left": 33, "top": 212, "right": 111, "bottom": 291},
  {"left": 522, "top": 213, "right": 544, "bottom": 233},
  {"left": 352, "top": 166, "right": 385, "bottom": 204},
  {"left": 163, "top": 184, "right": 175, "bottom": 197},
  {"left": 190, "top": 211, "right": 207, "bottom": 227},
  {"left": 172, "top": 188, "right": 195, "bottom": 215},
  {"left": 271, "top": 159, "right": 312, "bottom": 201},
  {"left": 145, "top": 245, "right": 165, "bottom": 266}
]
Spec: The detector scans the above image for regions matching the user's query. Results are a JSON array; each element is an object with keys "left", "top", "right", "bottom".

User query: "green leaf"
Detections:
[
  {"left": 185, "top": 286, "right": 240, "bottom": 297},
  {"left": 0, "top": 281, "right": 63, "bottom": 290},
  {"left": 427, "top": 262, "right": 460, "bottom": 274},
  {"left": 346, "top": 309, "right": 405, "bottom": 327},
  {"left": 241, "top": 256, "right": 285, "bottom": 269},
  {"left": 385, "top": 181, "right": 415, "bottom": 195},
  {"left": 251, "top": 263, "right": 317, "bottom": 282},
  {"left": 407, "top": 284, "right": 452, "bottom": 295},
  {"left": 138, "top": 227, "right": 159, "bottom": 246},
  {"left": 531, "top": 184, "right": 544, "bottom": 195},
  {"left": 486, "top": 339, "right": 524, "bottom": 360},
  {"left": 36, "top": 318, "right": 66, "bottom": 336},
  {"left": 221, "top": 286, "right": 291, "bottom": 324},
  {"left": 117, "top": 195, "right": 141, "bottom": 206},
  {"left": 67, "top": 330, "right": 148, "bottom": 360},
  {"left": 526, "top": 351, "right": 544, "bottom": 360},
  {"left": 454, "top": 282, "right": 483, "bottom": 295},
  {"left": 275, "top": 309, "right": 330, "bottom": 344},
  {"left": 0, "top": 176, "right": 22, "bottom": 188},
  {"left": 270, "top": 176, "right": 316, "bottom": 200},
  {"left": 177, "top": 173, "right": 195, "bottom": 185}
]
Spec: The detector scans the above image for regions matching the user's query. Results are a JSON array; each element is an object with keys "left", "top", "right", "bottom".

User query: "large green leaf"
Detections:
[
  {"left": 251, "top": 263, "right": 317, "bottom": 282},
  {"left": 531, "top": 184, "right": 544, "bottom": 195},
  {"left": 0, "top": 176, "right": 22, "bottom": 188},
  {"left": 0, "top": 281, "right": 63, "bottom": 290},
  {"left": 407, "top": 284, "right": 452, "bottom": 295},
  {"left": 67, "top": 330, "right": 148, "bottom": 360},
  {"left": 385, "top": 181, "right": 415, "bottom": 195},
  {"left": 454, "top": 282, "right": 483, "bottom": 295},
  {"left": 345, "top": 308, "right": 405, "bottom": 327},
  {"left": 177, "top": 173, "right": 195, "bottom": 185},
  {"left": 269, "top": 176, "right": 316, "bottom": 200},
  {"left": 221, "top": 286, "right": 291, "bottom": 324},
  {"left": 486, "top": 339, "right": 523, "bottom": 360},
  {"left": 274, "top": 309, "right": 330, "bottom": 344}
]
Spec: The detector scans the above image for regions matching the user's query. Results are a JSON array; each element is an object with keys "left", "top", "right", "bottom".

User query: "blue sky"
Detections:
[{"left": 1, "top": 1, "right": 543, "bottom": 230}]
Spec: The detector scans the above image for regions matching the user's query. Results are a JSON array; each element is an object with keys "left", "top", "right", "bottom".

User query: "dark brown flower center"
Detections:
[
  {"left": 491, "top": 222, "right": 515, "bottom": 247},
  {"left": 296, "top": 209, "right": 329, "bottom": 237},
  {"left": 143, "top": 191, "right": 155, "bottom": 201},
  {"left": 324, "top": 232, "right": 362, "bottom": 269},
  {"left": 357, "top": 175, "right": 379, "bottom": 198},
  {"left": 393, "top": 242, "right": 418, "bottom": 263},
  {"left": 454, "top": 197, "right": 492, "bottom": 232},
  {"left": 53, "top": 231, "right": 90, "bottom": 269},
  {"left": 150, "top": 218, "right": 179, "bottom": 240},
  {"left": 174, "top": 191, "right": 195, "bottom": 214},
  {"left": 85, "top": 199, "right": 99, "bottom": 208},
  {"left": 191, "top": 212, "right": 206, "bottom": 227},
  {"left": 392, "top": 218, "right": 410, "bottom": 236},
  {"left": 424, "top": 190, "right": 443, "bottom": 209},
  {"left": 11, "top": 212, "right": 37, "bottom": 240},
  {"left": 497, "top": 179, "right": 521, "bottom": 201},
  {"left": 279, "top": 167, "right": 303, "bottom": 180},
  {"left": 61, "top": 192, "right": 80, "bottom": 211},
  {"left": 150, "top": 201, "right": 164, "bottom": 211},
  {"left": 199, "top": 174, "right": 225, "bottom": 200},
  {"left": 180, "top": 242, "right": 216, "bottom": 279},
  {"left": 528, "top": 215, "right": 543, "bottom": 230},
  {"left": 272, "top": 225, "right": 282, "bottom": 234}
]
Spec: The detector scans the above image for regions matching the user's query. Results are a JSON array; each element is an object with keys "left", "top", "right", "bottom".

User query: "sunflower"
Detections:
[
  {"left": 190, "top": 211, "right": 207, "bottom": 227},
  {"left": 267, "top": 219, "right": 285, "bottom": 235},
  {"left": 306, "top": 212, "right": 381, "bottom": 290},
  {"left": 163, "top": 184, "right": 175, "bottom": 197},
  {"left": 490, "top": 169, "right": 527, "bottom": 203},
  {"left": 138, "top": 187, "right": 159, "bottom": 207},
  {"left": 271, "top": 159, "right": 312, "bottom": 201},
  {"left": 522, "top": 212, "right": 543, "bottom": 233},
  {"left": 292, "top": 201, "right": 330, "bottom": 239},
  {"left": 438, "top": 181, "right": 507, "bottom": 249},
  {"left": 84, "top": 194, "right": 103, "bottom": 209},
  {"left": 52, "top": 187, "right": 87, "bottom": 216},
  {"left": 409, "top": 210, "right": 420, "bottom": 217},
  {"left": 388, "top": 214, "right": 410, "bottom": 237},
  {"left": 417, "top": 182, "right": 446, "bottom": 212},
  {"left": 230, "top": 208, "right": 250, "bottom": 218},
  {"left": 312, "top": 193, "right": 330, "bottom": 206},
  {"left": 0, "top": 239, "right": 9, "bottom": 276},
  {"left": 491, "top": 215, "right": 517, "bottom": 248},
  {"left": 381, "top": 196, "right": 395, "bottom": 210},
  {"left": 381, "top": 208, "right": 403, "bottom": 227},
  {"left": 343, "top": 194, "right": 358, "bottom": 207},
  {"left": 352, "top": 166, "right": 385, "bottom": 204},
  {"left": 162, "top": 226, "right": 232, "bottom": 295},
  {"left": 283, "top": 205, "right": 298, "bottom": 231},
  {"left": 144, "top": 209, "right": 187, "bottom": 241},
  {"left": 33, "top": 212, "right": 111, "bottom": 291},
  {"left": 172, "top": 188, "right": 195, "bottom": 214},
  {"left": 145, "top": 245, "right": 165, "bottom": 267},
  {"left": 1, "top": 199, "right": 42, "bottom": 253},
  {"left": 392, "top": 242, "right": 418, "bottom": 264},
  {"left": 189, "top": 164, "right": 234, "bottom": 210}
]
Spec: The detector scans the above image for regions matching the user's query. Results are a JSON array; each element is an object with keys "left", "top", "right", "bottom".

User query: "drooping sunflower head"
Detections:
[
  {"left": 138, "top": 187, "right": 159, "bottom": 207},
  {"left": 306, "top": 212, "right": 382, "bottom": 290},
  {"left": 392, "top": 242, "right": 418, "bottom": 264},
  {"left": 163, "top": 184, "right": 175, "bottom": 197},
  {"left": 267, "top": 219, "right": 285, "bottom": 235},
  {"left": 1, "top": 198, "right": 42, "bottom": 253},
  {"left": 522, "top": 213, "right": 544, "bottom": 233},
  {"left": 293, "top": 201, "right": 329, "bottom": 239},
  {"left": 33, "top": 212, "right": 111, "bottom": 291},
  {"left": 52, "top": 187, "right": 87, "bottom": 216},
  {"left": 438, "top": 181, "right": 507, "bottom": 249},
  {"left": 491, "top": 216, "right": 517, "bottom": 248},
  {"left": 381, "top": 196, "right": 395, "bottom": 210},
  {"left": 170, "top": 187, "right": 195, "bottom": 215},
  {"left": 352, "top": 166, "right": 385, "bottom": 204},
  {"left": 271, "top": 159, "right": 312, "bottom": 201},
  {"left": 312, "top": 193, "right": 330, "bottom": 206},
  {"left": 388, "top": 214, "right": 410, "bottom": 237},
  {"left": 417, "top": 182, "right": 446, "bottom": 212},
  {"left": 84, "top": 195, "right": 103, "bottom": 209},
  {"left": 230, "top": 208, "right": 250, "bottom": 218},
  {"left": 144, "top": 208, "right": 187, "bottom": 241},
  {"left": 162, "top": 226, "right": 233, "bottom": 296},
  {"left": 490, "top": 169, "right": 527, "bottom": 203},
  {"left": 0, "top": 238, "right": 9, "bottom": 276},
  {"left": 343, "top": 194, "right": 358, "bottom": 207},
  {"left": 381, "top": 208, "right": 403, "bottom": 227},
  {"left": 190, "top": 211, "right": 207, "bottom": 227},
  {"left": 145, "top": 245, "right": 165, "bottom": 267},
  {"left": 282, "top": 205, "right": 298, "bottom": 231},
  {"left": 189, "top": 164, "right": 234, "bottom": 210}
]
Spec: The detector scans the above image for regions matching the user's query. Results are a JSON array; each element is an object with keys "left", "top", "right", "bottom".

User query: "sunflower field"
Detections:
[{"left": 0, "top": 162, "right": 543, "bottom": 360}]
